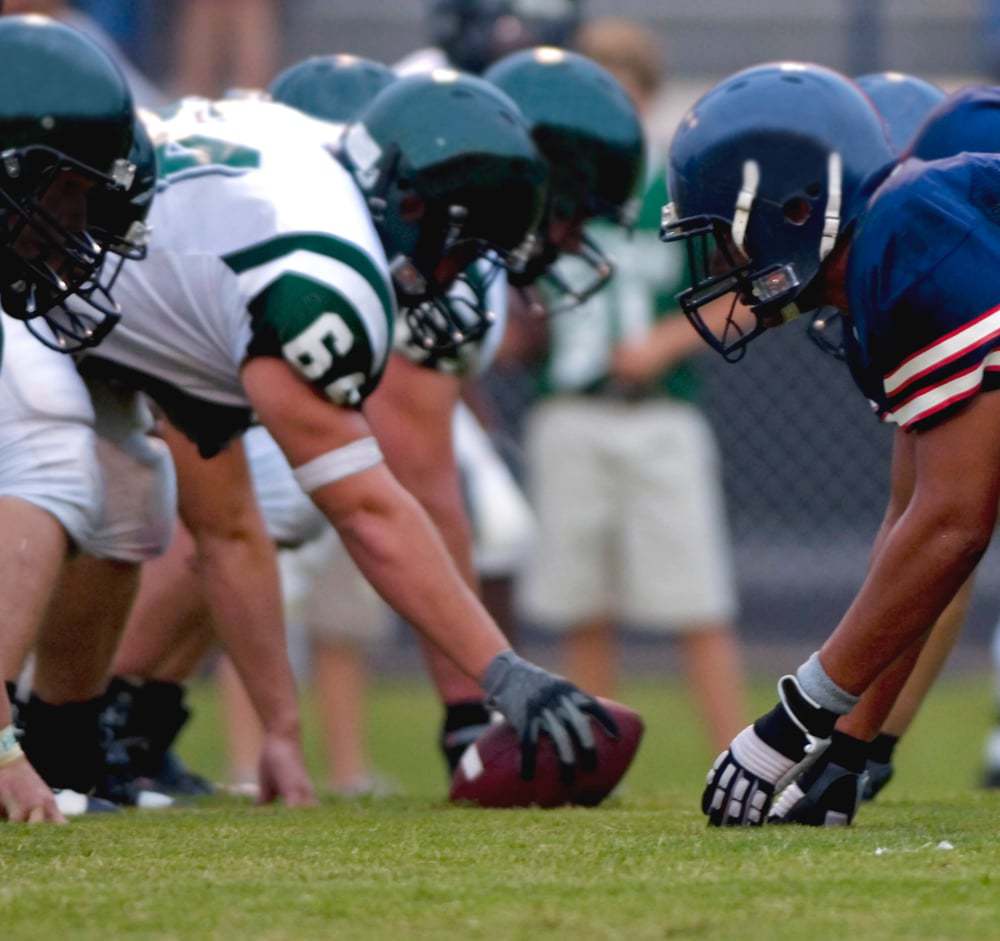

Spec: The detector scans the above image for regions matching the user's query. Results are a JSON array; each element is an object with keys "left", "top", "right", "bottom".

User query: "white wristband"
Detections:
[
  {"left": 292, "top": 436, "right": 383, "bottom": 494},
  {"left": 0, "top": 724, "right": 24, "bottom": 769}
]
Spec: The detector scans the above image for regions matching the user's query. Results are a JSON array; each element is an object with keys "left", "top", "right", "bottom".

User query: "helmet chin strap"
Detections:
[
  {"left": 730, "top": 159, "right": 760, "bottom": 251},
  {"left": 819, "top": 151, "right": 842, "bottom": 259}
]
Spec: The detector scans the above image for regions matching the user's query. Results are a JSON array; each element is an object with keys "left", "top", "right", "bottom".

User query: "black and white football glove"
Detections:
[
  {"left": 768, "top": 730, "right": 870, "bottom": 826},
  {"left": 702, "top": 674, "right": 838, "bottom": 827},
  {"left": 482, "top": 651, "right": 618, "bottom": 781}
]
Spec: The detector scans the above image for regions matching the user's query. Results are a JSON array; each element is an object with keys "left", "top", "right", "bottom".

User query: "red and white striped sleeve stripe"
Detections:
[
  {"left": 885, "top": 350, "right": 1000, "bottom": 429},
  {"left": 883, "top": 303, "right": 1000, "bottom": 399}
]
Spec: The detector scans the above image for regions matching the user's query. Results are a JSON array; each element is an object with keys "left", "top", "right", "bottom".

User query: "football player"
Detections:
[
  {"left": 664, "top": 62, "right": 1000, "bottom": 826},
  {"left": 25, "top": 71, "right": 622, "bottom": 811},
  {"left": 103, "top": 48, "right": 645, "bottom": 790},
  {"left": 397, "top": 0, "right": 585, "bottom": 76},
  {"left": 792, "top": 84, "right": 1000, "bottom": 813},
  {"left": 772, "top": 73, "right": 959, "bottom": 825},
  {"left": 0, "top": 14, "right": 141, "bottom": 822}
]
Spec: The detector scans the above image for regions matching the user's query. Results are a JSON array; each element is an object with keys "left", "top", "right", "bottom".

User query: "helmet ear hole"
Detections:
[
  {"left": 399, "top": 193, "right": 425, "bottom": 223},
  {"left": 783, "top": 196, "right": 812, "bottom": 225}
]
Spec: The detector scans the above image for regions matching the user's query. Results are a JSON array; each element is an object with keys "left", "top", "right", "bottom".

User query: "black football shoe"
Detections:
[
  {"left": 861, "top": 758, "right": 894, "bottom": 800},
  {"left": 102, "top": 677, "right": 212, "bottom": 798}
]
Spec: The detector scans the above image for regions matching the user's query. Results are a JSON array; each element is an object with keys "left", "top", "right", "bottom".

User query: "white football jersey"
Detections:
[{"left": 81, "top": 98, "right": 395, "bottom": 456}]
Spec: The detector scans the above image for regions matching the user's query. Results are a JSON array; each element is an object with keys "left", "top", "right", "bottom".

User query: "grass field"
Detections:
[{"left": 3, "top": 676, "right": 1000, "bottom": 940}]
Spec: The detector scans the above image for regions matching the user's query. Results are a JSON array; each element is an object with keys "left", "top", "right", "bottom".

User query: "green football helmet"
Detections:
[
  {"left": 339, "top": 69, "right": 547, "bottom": 350},
  {"left": 269, "top": 54, "right": 396, "bottom": 125},
  {"left": 51, "top": 112, "right": 158, "bottom": 352},
  {"left": 485, "top": 46, "right": 644, "bottom": 311},
  {"left": 0, "top": 15, "right": 136, "bottom": 342}
]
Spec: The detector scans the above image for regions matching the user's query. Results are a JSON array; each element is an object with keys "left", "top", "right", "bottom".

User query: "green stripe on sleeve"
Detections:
[{"left": 223, "top": 232, "right": 394, "bottom": 332}]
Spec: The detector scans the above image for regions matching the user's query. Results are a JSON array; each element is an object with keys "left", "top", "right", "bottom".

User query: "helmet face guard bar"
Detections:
[
  {"left": 513, "top": 229, "right": 615, "bottom": 316},
  {"left": 32, "top": 251, "right": 129, "bottom": 353},
  {"left": 0, "top": 145, "right": 134, "bottom": 344},
  {"left": 661, "top": 210, "right": 801, "bottom": 362},
  {"left": 392, "top": 213, "right": 532, "bottom": 354},
  {"left": 806, "top": 306, "right": 847, "bottom": 361}
]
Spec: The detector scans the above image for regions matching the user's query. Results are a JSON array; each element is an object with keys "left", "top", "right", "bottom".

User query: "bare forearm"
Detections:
[
  {"left": 315, "top": 473, "right": 507, "bottom": 679},
  {"left": 821, "top": 511, "right": 986, "bottom": 695},
  {"left": 197, "top": 531, "right": 301, "bottom": 736}
]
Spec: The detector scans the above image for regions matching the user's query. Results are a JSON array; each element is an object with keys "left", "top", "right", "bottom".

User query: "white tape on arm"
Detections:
[
  {"left": 292, "top": 436, "right": 383, "bottom": 494},
  {"left": 0, "top": 724, "right": 24, "bottom": 769}
]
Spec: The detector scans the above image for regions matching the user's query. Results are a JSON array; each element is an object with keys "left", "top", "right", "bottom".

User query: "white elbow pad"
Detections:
[{"left": 292, "top": 436, "right": 383, "bottom": 494}]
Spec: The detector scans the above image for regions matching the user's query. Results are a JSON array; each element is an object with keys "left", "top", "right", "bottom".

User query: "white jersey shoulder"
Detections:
[{"left": 87, "top": 99, "right": 395, "bottom": 456}]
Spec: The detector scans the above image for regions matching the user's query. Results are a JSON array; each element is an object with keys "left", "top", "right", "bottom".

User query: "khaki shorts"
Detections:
[
  {"left": 520, "top": 397, "right": 737, "bottom": 633},
  {"left": 278, "top": 531, "right": 391, "bottom": 649}
]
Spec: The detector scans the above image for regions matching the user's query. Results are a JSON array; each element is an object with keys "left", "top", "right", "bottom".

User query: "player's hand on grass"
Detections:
[
  {"left": 0, "top": 756, "right": 66, "bottom": 824},
  {"left": 768, "top": 731, "right": 869, "bottom": 826},
  {"left": 482, "top": 651, "right": 619, "bottom": 781},
  {"left": 703, "top": 675, "right": 836, "bottom": 827},
  {"left": 257, "top": 732, "right": 317, "bottom": 807}
]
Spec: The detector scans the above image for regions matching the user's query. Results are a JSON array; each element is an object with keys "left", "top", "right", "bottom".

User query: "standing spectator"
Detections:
[
  {"left": 519, "top": 17, "right": 747, "bottom": 751},
  {"left": 173, "top": 0, "right": 279, "bottom": 97}
]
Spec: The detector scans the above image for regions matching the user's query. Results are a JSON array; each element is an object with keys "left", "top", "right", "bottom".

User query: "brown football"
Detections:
[{"left": 448, "top": 698, "right": 644, "bottom": 808}]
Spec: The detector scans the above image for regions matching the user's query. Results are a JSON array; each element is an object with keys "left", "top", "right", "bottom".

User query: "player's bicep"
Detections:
[{"left": 242, "top": 356, "right": 374, "bottom": 468}]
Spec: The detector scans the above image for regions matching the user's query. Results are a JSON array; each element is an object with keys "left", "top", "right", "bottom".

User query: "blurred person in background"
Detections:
[
  {"left": 393, "top": 0, "right": 588, "bottom": 772},
  {"left": 2, "top": 0, "right": 166, "bottom": 107},
  {"left": 217, "top": 533, "right": 393, "bottom": 797},
  {"left": 519, "top": 17, "right": 747, "bottom": 752},
  {"left": 173, "top": 0, "right": 279, "bottom": 97},
  {"left": 397, "top": 0, "right": 584, "bottom": 76}
]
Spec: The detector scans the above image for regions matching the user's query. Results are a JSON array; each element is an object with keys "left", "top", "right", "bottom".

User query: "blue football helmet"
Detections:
[
  {"left": 806, "top": 71, "right": 945, "bottom": 360},
  {"left": 856, "top": 72, "right": 945, "bottom": 155},
  {"left": 908, "top": 85, "right": 1000, "bottom": 161},
  {"left": 662, "top": 62, "right": 894, "bottom": 361}
]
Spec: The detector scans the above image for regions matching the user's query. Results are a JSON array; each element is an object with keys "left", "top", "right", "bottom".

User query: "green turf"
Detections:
[{"left": 3, "top": 677, "right": 1000, "bottom": 940}]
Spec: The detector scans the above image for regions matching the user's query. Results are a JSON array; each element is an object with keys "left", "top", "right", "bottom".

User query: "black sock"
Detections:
[
  {"left": 796, "top": 731, "right": 867, "bottom": 793},
  {"left": 868, "top": 732, "right": 899, "bottom": 765},
  {"left": 440, "top": 701, "right": 491, "bottom": 773},
  {"left": 20, "top": 693, "right": 105, "bottom": 792},
  {"left": 444, "top": 701, "right": 490, "bottom": 734},
  {"left": 104, "top": 677, "right": 190, "bottom": 778},
  {"left": 827, "top": 731, "right": 868, "bottom": 774}
]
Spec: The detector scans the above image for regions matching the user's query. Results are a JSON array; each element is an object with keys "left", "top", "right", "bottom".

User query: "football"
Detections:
[{"left": 448, "top": 698, "right": 644, "bottom": 808}]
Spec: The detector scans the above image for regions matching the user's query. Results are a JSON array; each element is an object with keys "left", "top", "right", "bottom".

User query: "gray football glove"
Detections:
[{"left": 482, "top": 651, "right": 618, "bottom": 781}]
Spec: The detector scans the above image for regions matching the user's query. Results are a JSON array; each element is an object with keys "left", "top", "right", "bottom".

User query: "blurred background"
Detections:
[{"left": 23, "top": 0, "right": 1000, "bottom": 657}]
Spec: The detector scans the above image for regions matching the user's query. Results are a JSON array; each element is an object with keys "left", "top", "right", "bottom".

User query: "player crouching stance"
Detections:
[
  {"left": 664, "top": 62, "right": 1000, "bottom": 826},
  {"left": 0, "top": 16, "right": 144, "bottom": 822},
  {"left": 44, "top": 73, "right": 615, "bottom": 811}
]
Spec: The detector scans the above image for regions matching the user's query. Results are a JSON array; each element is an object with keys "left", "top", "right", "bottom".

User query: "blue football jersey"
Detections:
[{"left": 846, "top": 153, "right": 1000, "bottom": 431}]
